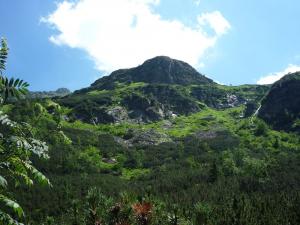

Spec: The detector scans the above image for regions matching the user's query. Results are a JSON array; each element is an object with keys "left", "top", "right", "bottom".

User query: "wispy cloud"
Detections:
[
  {"left": 257, "top": 64, "right": 300, "bottom": 85},
  {"left": 197, "top": 11, "right": 231, "bottom": 36},
  {"left": 42, "top": 0, "right": 230, "bottom": 73}
]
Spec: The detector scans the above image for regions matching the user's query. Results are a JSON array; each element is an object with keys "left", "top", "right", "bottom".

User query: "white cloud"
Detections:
[
  {"left": 42, "top": 0, "right": 230, "bottom": 72},
  {"left": 257, "top": 64, "right": 300, "bottom": 85},
  {"left": 197, "top": 11, "right": 231, "bottom": 36}
]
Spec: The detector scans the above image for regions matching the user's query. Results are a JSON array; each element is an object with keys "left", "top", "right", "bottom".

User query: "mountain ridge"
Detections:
[{"left": 28, "top": 88, "right": 71, "bottom": 99}]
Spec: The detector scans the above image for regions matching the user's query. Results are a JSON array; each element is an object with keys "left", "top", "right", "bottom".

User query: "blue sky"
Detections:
[{"left": 1, "top": 0, "right": 300, "bottom": 91}]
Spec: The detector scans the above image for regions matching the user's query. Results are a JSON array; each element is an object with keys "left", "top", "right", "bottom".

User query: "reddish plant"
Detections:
[{"left": 132, "top": 202, "right": 152, "bottom": 225}]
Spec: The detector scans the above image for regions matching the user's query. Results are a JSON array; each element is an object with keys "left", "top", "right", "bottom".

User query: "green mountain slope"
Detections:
[
  {"left": 58, "top": 57, "right": 269, "bottom": 124},
  {"left": 9, "top": 97, "right": 300, "bottom": 225}
]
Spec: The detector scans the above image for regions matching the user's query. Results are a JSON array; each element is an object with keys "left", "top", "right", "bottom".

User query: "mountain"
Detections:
[
  {"left": 91, "top": 56, "right": 213, "bottom": 88},
  {"left": 28, "top": 88, "right": 71, "bottom": 99},
  {"left": 259, "top": 72, "right": 300, "bottom": 132},
  {"left": 59, "top": 56, "right": 269, "bottom": 124}
]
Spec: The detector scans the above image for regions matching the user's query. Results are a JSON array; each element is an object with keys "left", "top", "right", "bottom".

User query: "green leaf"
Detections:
[
  {"left": 13, "top": 78, "right": 20, "bottom": 86},
  {"left": 25, "top": 163, "right": 51, "bottom": 186},
  {"left": 32, "top": 168, "right": 51, "bottom": 186},
  {"left": 0, "top": 38, "right": 8, "bottom": 72},
  {"left": 0, "top": 209, "right": 24, "bottom": 225},
  {"left": 0, "top": 175, "right": 7, "bottom": 187},
  {"left": 8, "top": 78, "right": 14, "bottom": 87},
  {"left": 0, "top": 195, "right": 24, "bottom": 218}
]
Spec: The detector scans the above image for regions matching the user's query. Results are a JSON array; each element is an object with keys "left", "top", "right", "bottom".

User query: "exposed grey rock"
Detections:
[
  {"left": 124, "top": 129, "right": 173, "bottom": 147},
  {"left": 102, "top": 158, "right": 117, "bottom": 164},
  {"left": 106, "top": 106, "right": 129, "bottom": 123},
  {"left": 226, "top": 94, "right": 246, "bottom": 108},
  {"left": 161, "top": 120, "right": 173, "bottom": 130},
  {"left": 194, "top": 131, "right": 217, "bottom": 140},
  {"left": 216, "top": 94, "right": 246, "bottom": 109}
]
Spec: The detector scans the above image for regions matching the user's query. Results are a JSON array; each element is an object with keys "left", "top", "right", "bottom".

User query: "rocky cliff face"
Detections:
[{"left": 259, "top": 72, "right": 300, "bottom": 132}]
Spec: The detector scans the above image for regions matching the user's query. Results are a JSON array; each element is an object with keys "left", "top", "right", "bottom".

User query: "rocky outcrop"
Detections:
[
  {"left": 191, "top": 85, "right": 247, "bottom": 109},
  {"left": 259, "top": 72, "right": 300, "bottom": 132},
  {"left": 115, "top": 129, "right": 173, "bottom": 147},
  {"left": 106, "top": 106, "right": 129, "bottom": 123}
]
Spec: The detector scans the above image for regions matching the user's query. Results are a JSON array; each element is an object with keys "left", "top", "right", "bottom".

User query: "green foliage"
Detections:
[
  {"left": 0, "top": 38, "right": 29, "bottom": 103},
  {"left": 121, "top": 168, "right": 150, "bottom": 180},
  {"left": 193, "top": 202, "right": 212, "bottom": 225},
  {"left": 0, "top": 38, "right": 8, "bottom": 72},
  {"left": 85, "top": 187, "right": 113, "bottom": 225},
  {"left": 0, "top": 77, "right": 29, "bottom": 102},
  {"left": 0, "top": 38, "right": 50, "bottom": 225},
  {"left": 254, "top": 119, "right": 269, "bottom": 136}
]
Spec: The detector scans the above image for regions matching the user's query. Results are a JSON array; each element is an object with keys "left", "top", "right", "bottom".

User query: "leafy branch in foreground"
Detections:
[
  {"left": 0, "top": 37, "right": 50, "bottom": 225},
  {"left": 0, "top": 38, "right": 29, "bottom": 103},
  {"left": 0, "top": 77, "right": 29, "bottom": 102}
]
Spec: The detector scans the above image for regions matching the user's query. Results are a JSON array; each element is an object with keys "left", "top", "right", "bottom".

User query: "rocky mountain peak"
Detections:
[{"left": 91, "top": 56, "right": 213, "bottom": 87}]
